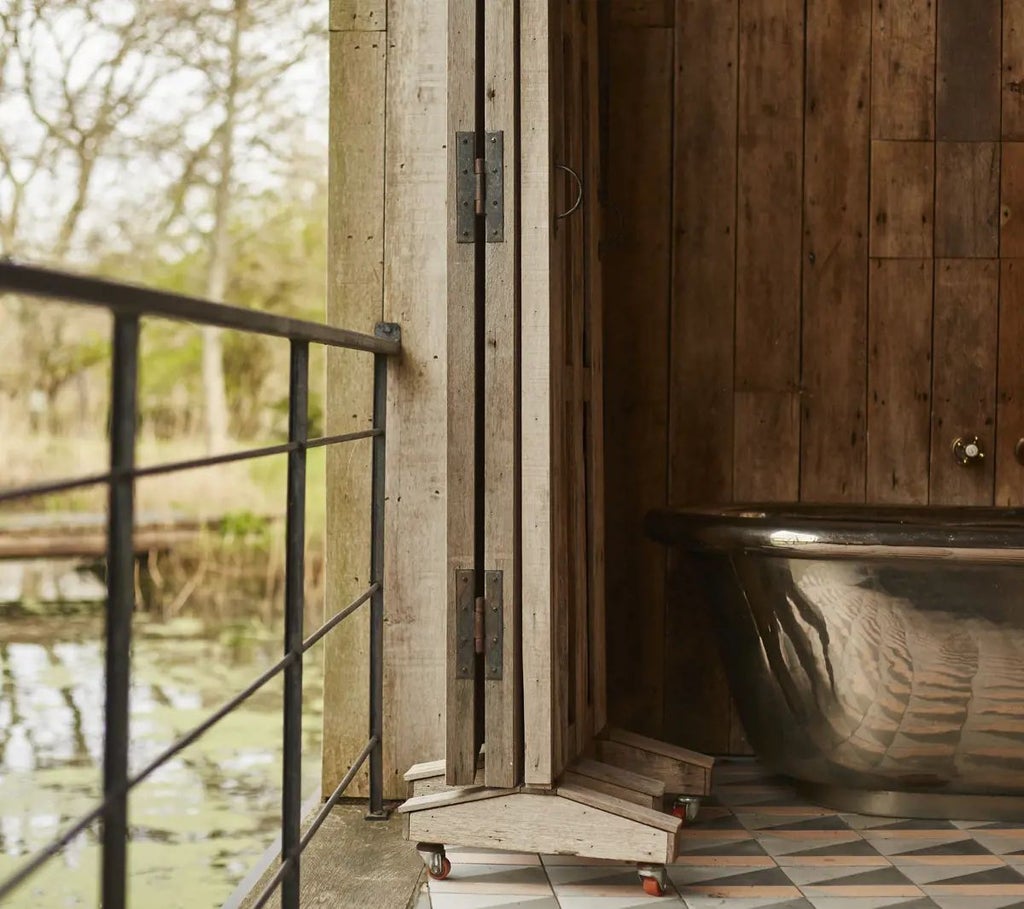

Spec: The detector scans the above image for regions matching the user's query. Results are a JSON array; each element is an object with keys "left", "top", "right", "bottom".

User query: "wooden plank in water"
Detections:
[
  {"left": 866, "top": 259, "right": 933, "bottom": 504},
  {"left": 935, "top": 143, "right": 1000, "bottom": 258},
  {"left": 871, "top": 0, "right": 935, "bottom": 140},
  {"left": 603, "top": 24, "right": 672, "bottom": 738},
  {"left": 869, "top": 140, "right": 934, "bottom": 259},
  {"left": 735, "top": 0, "right": 804, "bottom": 393},
  {"left": 800, "top": 0, "right": 870, "bottom": 503},
  {"left": 997, "top": 260, "right": 1024, "bottom": 506},
  {"left": 929, "top": 260, "right": 998, "bottom": 505},
  {"left": 936, "top": 0, "right": 1000, "bottom": 141}
]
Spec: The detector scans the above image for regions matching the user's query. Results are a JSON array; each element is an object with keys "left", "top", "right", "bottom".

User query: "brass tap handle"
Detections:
[{"left": 952, "top": 436, "right": 985, "bottom": 466}]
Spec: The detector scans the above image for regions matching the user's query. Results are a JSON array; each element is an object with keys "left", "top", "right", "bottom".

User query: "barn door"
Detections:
[{"left": 445, "top": 0, "right": 522, "bottom": 789}]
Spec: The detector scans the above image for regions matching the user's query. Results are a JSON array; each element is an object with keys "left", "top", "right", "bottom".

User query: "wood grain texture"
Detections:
[
  {"left": 595, "top": 739, "right": 711, "bottom": 796},
  {"left": 997, "top": 260, "right": 1024, "bottom": 505},
  {"left": 870, "top": 140, "right": 934, "bottom": 258},
  {"left": 323, "top": 29, "right": 386, "bottom": 800},
  {"left": 663, "top": 0, "right": 738, "bottom": 762},
  {"left": 733, "top": 392, "right": 800, "bottom": 501},
  {"left": 735, "top": 0, "right": 804, "bottom": 391},
  {"left": 520, "top": 0, "right": 555, "bottom": 788},
  {"left": 800, "top": 0, "right": 870, "bottom": 503},
  {"left": 871, "top": 0, "right": 936, "bottom": 140},
  {"left": 929, "top": 260, "right": 998, "bottom": 505},
  {"left": 935, "top": 143, "right": 1000, "bottom": 258},
  {"left": 445, "top": 0, "right": 478, "bottom": 787},
  {"left": 1001, "top": 143, "right": 1024, "bottom": 257},
  {"left": 559, "top": 771, "right": 659, "bottom": 809},
  {"left": 571, "top": 758, "right": 666, "bottom": 797},
  {"left": 381, "top": 0, "right": 448, "bottom": 798},
  {"left": 603, "top": 26, "right": 672, "bottom": 739},
  {"left": 1005, "top": 0, "right": 1024, "bottom": 139},
  {"left": 329, "top": 0, "right": 385, "bottom": 31},
  {"left": 483, "top": 0, "right": 521, "bottom": 791},
  {"left": 406, "top": 791, "right": 677, "bottom": 864},
  {"left": 867, "top": 259, "right": 933, "bottom": 504},
  {"left": 609, "top": 0, "right": 674, "bottom": 27},
  {"left": 581, "top": 0, "right": 607, "bottom": 743},
  {"left": 670, "top": 0, "right": 737, "bottom": 505},
  {"left": 936, "top": 0, "right": 1000, "bottom": 141}
]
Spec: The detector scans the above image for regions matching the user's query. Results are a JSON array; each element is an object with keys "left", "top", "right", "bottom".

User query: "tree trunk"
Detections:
[{"left": 201, "top": 0, "right": 247, "bottom": 454}]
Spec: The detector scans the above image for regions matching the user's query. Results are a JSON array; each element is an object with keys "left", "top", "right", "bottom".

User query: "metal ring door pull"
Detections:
[{"left": 556, "top": 164, "right": 583, "bottom": 219}]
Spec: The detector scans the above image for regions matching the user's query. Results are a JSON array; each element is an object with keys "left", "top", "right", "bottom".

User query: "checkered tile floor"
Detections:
[{"left": 413, "top": 758, "right": 1024, "bottom": 909}]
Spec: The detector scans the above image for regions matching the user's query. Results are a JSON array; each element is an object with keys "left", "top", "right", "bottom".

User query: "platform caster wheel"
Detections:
[
  {"left": 671, "top": 795, "right": 701, "bottom": 824},
  {"left": 638, "top": 863, "right": 668, "bottom": 898},
  {"left": 416, "top": 842, "right": 451, "bottom": 881},
  {"left": 429, "top": 857, "right": 452, "bottom": 881},
  {"left": 642, "top": 877, "right": 665, "bottom": 897}
]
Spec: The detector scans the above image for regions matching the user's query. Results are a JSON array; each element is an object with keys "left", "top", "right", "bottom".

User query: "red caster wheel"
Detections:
[
  {"left": 642, "top": 876, "right": 665, "bottom": 897},
  {"left": 638, "top": 864, "right": 668, "bottom": 897},
  {"left": 671, "top": 795, "right": 701, "bottom": 824},
  {"left": 428, "top": 857, "right": 452, "bottom": 881}
]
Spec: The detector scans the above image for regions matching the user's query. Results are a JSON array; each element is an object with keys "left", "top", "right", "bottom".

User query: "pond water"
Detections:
[{"left": 0, "top": 616, "right": 324, "bottom": 908}]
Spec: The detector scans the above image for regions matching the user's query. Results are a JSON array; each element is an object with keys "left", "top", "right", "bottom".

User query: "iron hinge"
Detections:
[
  {"left": 455, "top": 131, "right": 504, "bottom": 244},
  {"left": 454, "top": 568, "right": 504, "bottom": 679}
]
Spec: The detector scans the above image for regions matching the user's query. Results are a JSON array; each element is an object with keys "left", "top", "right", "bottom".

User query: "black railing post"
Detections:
[
  {"left": 102, "top": 314, "right": 139, "bottom": 909},
  {"left": 281, "top": 340, "right": 309, "bottom": 909},
  {"left": 368, "top": 324, "right": 395, "bottom": 819}
]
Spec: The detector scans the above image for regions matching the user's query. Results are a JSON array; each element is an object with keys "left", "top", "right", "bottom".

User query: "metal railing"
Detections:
[{"left": 0, "top": 260, "right": 401, "bottom": 909}]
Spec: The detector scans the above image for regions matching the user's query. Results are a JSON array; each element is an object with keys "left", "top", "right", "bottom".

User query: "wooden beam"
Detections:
[
  {"left": 323, "top": 26, "right": 386, "bottom": 799},
  {"left": 445, "top": 0, "right": 480, "bottom": 788},
  {"left": 520, "top": 0, "right": 556, "bottom": 789},
  {"left": 381, "top": 0, "right": 448, "bottom": 798}
]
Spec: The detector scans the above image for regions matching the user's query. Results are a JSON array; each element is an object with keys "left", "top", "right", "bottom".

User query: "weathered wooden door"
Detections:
[{"left": 445, "top": 0, "right": 604, "bottom": 791}]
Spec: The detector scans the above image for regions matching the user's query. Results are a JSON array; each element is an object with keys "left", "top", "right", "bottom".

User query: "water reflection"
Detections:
[{"left": 0, "top": 618, "right": 323, "bottom": 908}]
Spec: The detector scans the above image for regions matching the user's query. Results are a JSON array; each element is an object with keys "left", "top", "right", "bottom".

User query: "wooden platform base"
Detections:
[{"left": 399, "top": 729, "right": 713, "bottom": 866}]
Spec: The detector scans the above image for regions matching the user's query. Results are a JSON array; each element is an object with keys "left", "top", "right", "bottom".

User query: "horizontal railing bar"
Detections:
[
  {"left": 301, "top": 585, "right": 378, "bottom": 653},
  {"left": 299, "top": 738, "right": 376, "bottom": 851},
  {"left": 248, "top": 737, "right": 376, "bottom": 909},
  {"left": 0, "top": 429, "right": 382, "bottom": 505},
  {"left": 0, "top": 261, "right": 401, "bottom": 355}
]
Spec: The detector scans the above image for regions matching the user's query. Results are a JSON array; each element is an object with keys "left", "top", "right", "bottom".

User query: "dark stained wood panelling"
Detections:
[
  {"left": 997, "top": 260, "right": 1024, "bottom": 506},
  {"left": 930, "top": 260, "right": 999, "bottom": 504},
  {"left": 665, "top": 0, "right": 738, "bottom": 755},
  {"left": 734, "top": 392, "right": 801, "bottom": 501},
  {"left": 867, "top": 259, "right": 933, "bottom": 503},
  {"left": 1005, "top": 0, "right": 1024, "bottom": 139},
  {"left": 735, "top": 0, "right": 804, "bottom": 392},
  {"left": 1001, "top": 143, "right": 1024, "bottom": 257},
  {"left": 800, "top": 0, "right": 870, "bottom": 503},
  {"left": 935, "top": 143, "right": 1000, "bottom": 258},
  {"left": 936, "top": 0, "right": 1001, "bottom": 141},
  {"left": 872, "top": 0, "right": 936, "bottom": 140},
  {"left": 610, "top": 0, "right": 674, "bottom": 27},
  {"left": 870, "top": 140, "right": 934, "bottom": 258},
  {"left": 670, "top": 0, "right": 736, "bottom": 507},
  {"left": 603, "top": 25, "right": 673, "bottom": 739}
]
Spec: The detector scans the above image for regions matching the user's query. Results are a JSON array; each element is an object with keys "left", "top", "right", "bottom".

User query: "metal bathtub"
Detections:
[{"left": 646, "top": 505, "right": 1024, "bottom": 820}]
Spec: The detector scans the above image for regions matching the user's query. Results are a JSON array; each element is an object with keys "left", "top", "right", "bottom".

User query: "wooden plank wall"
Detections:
[
  {"left": 324, "top": 0, "right": 447, "bottom": 799},
  {"left": 603, "top": 0, "right": 1024, "bottom": 754}
]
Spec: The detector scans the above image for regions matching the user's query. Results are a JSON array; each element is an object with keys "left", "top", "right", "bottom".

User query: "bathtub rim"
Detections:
[{"left": 645, "top": 504, "right": 1024, "bottom": 562}]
